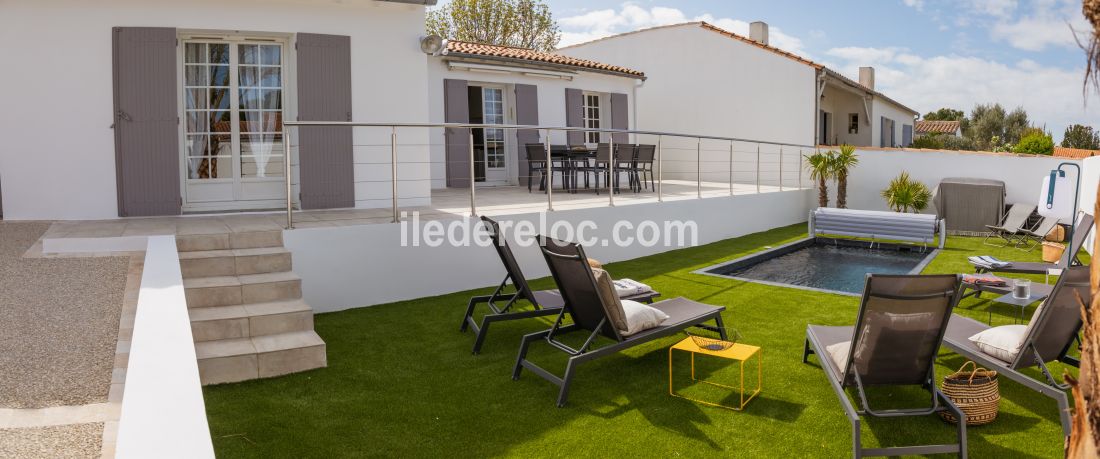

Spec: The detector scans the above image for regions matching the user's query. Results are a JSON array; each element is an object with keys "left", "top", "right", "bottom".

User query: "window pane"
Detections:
[
  {"left": 209, "top": 88, "right": 230, "bottom": 110},
  {"left": 261, "top": 45, "right": 281, "bottom": 65},
  {"left": 262, "top": 89, "right": 282, "bottom": 110},
  {"left": 209, "top": 111, "right": 231, "bottom": 133},
  {"left": 185, "top": 43, "right": 206, "bottom": 64},
  {"left": 238, "top": 44, "right": 258, "bottom": 65},
  {"left": 239, "top": 89, "right": 260, "bottom": 109},
  {"left": 263, "top": 112, "right": 282, "bottom": 132},
  {"left": 185, "top": 111, "right": 208, "bottom": 133},
  {"left": 185, "top": 89, "right": 207, "bottom": 110},
  {"left": 241, "top": 134, "right": 285, "bottom": 178},
  {"left": 209, "top": 43, "right": 229, "bottom": 64},
  {"left": 261, "top": 67, "right": 281, "bottom": 87},
  {"left": 209, "top": 65, "right": 229, "bottom": 87},
  {"left": 185, "top": 66, "right": 207, "bottom": 86},
  {"left": 239, "top": 66, "right": 258, "bottom": 87}
]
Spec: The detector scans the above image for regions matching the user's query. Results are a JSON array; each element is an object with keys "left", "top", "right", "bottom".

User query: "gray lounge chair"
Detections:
[
  {"left": 461, "top": 217, "right": 658, "bottom": 354},
  {"left": 973, "top": 212, "right": 1093, "bottom": 275},
  {"left": 803, "top": 274, "right": 967, "bottom": 458},
  {"left": 512, "top": 236, "right": 727, "bottom": 407},
  {"left": 943, "top": 265, "right": 1090, "bottom": 437},
  {"left": 1016, "top": 216, "right": 1061, "bottom": 251},
  {"left": 983, "top": 203, "right": 1036, "bottom": 247}
]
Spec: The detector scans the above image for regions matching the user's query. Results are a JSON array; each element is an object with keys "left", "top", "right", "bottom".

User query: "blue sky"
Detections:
[{"left": 435, "top": 1, "right": 1099, "bottom": 141}]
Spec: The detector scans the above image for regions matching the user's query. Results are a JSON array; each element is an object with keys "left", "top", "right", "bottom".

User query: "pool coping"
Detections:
[{"left": 693, "top": 237, "right": 941, "bottom": 297}]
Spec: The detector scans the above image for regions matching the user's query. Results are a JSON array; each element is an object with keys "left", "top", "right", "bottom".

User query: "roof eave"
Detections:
[{"left": 444, "top": 52, "right": 646, "bottom": 80}]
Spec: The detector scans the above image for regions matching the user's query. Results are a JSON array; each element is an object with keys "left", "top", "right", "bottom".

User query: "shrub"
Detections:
[
  {"left": 1013, "top": 131, "right": 1055, "bottom": 155},
  {"left": 881, "top": 172, "right": 932, "bottom": 213},
  {"left": 910, "top": 135, "right": 944, "bottom": 149},
  {"left": 941, "top": 135, "right": 976, "bottom": 151}
]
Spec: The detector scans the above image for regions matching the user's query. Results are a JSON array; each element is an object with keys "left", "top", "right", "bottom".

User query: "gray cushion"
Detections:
[{"left": 592, "top": 268, "right": 627, "bottom": 332}]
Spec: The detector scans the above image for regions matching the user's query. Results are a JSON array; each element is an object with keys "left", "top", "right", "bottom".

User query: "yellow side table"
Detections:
[{"left": 668, "top": 336, "right": 761, "bottom": 411}]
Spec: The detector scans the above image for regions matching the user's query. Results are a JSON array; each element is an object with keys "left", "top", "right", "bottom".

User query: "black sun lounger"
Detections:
[
  {"left": 803, "top": 274, "right": 967, "bottom": 458},
  {"left": 461, "top": 217, "right": 657, "bottom": 354},
  {"left": 943, "top": 265, "right": 1090, "bottom": 437},
  {"left": 973, "top": 213, "right": 1093, "bottom": 275},
  {"left": 512, "top": 236, "right": 726, "bottom": 407}
]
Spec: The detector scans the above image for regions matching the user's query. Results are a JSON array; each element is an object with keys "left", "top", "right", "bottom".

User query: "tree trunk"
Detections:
[
  {"left": 1066, "top": 187, "right": 1100, "bottom": 458},
  {"left": 837, "top": 172, "right": 848, "bottom": 209},
  {"left": 818, "top": 177, "right": 829, "bottom": 208}
]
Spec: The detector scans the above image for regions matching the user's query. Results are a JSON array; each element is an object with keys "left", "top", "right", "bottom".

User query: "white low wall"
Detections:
[
  {"left": 841, "top": 148, "right": 1075, "bottom": 213},
  {"left": 116, "top": 236, "right": 213, "bottom": 459},
  {"left": 285, "top": 189, "right": 814, "bottom": 312}
]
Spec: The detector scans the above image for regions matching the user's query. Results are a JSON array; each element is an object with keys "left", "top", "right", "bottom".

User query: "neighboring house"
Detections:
[
  {"left": 0, "top": 0, "right": 434, "bottom": 219},
  {"left": 914, "top": 120, "right": 962, "bottom": 137},
  {"left": 558, "top": 21, "right": 918, "bottom": 151},
  {"left": 819, "top": 67, "right": 919, "bottom": 148},
  {"left": 1053, "top": 146, "right": 1100, "bottom": 159},
  {"left": 427, "top": 40, "right": 644, "bottom": 189}
]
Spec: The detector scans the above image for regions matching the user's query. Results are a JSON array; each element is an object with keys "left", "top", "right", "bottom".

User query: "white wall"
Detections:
[
  {"left": 560, "top": 24, "right": 817, "bottom": 169},
  {"left": 838, "top": 148, "right": 1074, "bottom": 213},
  {"left": 871, "top": 98, "right": 916, "bottom": 148},
  {"left": 116, "top": 236, "right": 213, "bottom": 459},
  {"left": 819, "top": 86, "right": 871, "bottom": 146},
  {"left": 0, "top": 0, "right": 429, "bottom": 219},
  {"left": 285, "top": 188, "right": 814, "bottom": 312},
  {"left": 426, "top": 60, "right": 638, "bottom": 189}
]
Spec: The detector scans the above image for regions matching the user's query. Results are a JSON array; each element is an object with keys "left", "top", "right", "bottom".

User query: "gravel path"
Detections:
[
  {"left": 0, "top": 423, "right": 103, "bottom": 458},
  {"left": 0, "top": 222, "right": 128, "bottom": 408}
]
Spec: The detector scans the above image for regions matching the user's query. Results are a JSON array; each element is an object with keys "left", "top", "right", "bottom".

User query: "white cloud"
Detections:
[
  {"left": 824, "top": 46, "right": 1099, "bottom": 141},
  {"left": 965, "top": 0, "right": 1019, "bottom": 18},
  {"left": 902, "top": 0, "right": 925, "bottom": 12},
  {"left": 556, "top": 3, "right": 808, "bottom": 56},
  {"left": 989, "top": 9, "right": 1089, "bottom": 51}
]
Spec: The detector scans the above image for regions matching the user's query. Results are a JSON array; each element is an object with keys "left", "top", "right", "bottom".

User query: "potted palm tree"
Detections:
[
  {"left": 804, "top": 150, "right": 835, "bottom": 208},
  {"left": 881, "top": 172, "right": 931, "bottom": 213},
  {"left": 831, "top": 145, "right": 859, "bottom": 209}
]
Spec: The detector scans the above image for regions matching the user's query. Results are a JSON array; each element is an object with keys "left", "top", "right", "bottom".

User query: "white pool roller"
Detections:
[{"left": 808, "top": 208, "right": 945, "bottom": 249}]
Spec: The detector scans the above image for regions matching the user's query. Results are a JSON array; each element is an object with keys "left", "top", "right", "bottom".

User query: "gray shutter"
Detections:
[
  {"left": 880, "top": 117, "right": 887, "bottom": 147},
  {"left": 565, "top": 88, "right": 584, "bottom": 145},
  {"left": 514, "top": 84, "right": 539, "bottom": 186},
  {"left": 610, "top": 93, "right": 629, "bottom": 144},
  {"left": 902, "top": 124, "right": 913, "bottom": 147},
  {"left": 296, "top": 33, "right": 354, "bottom": 209},
  {"left": 444, "top": 79, "right": 471, "bottom": 188},
  {"left": 112, "top": 27, "right": 180, "bottom": 217}
]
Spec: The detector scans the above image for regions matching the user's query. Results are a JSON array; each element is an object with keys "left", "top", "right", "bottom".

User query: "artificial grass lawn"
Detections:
[{"left": 204, "top": 224, "right": 1082, "bottom": 457}]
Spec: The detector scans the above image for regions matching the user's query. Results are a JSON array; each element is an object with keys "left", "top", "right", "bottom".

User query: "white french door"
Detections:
[
  {"left": 476, "top": 86, "right": 508, "bottom": 186},
  {"left": 179, "top": 37, "right": 288, "bottom": 211}
]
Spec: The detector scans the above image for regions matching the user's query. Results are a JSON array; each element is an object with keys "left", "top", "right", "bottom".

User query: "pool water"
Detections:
[{"left": 703, "top": 239, "right": 937, "bottom": 295}]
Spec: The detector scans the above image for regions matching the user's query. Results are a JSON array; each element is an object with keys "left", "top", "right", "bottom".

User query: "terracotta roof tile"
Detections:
[
  {"left": 1054, "top": 146, "right": 1100, "bottom": 159},
  {"left": 915, "top": 120, "right": 961, "bottom": 135},
  {"left": 445, "top": 40, "right": 644, "bottom": 78}
]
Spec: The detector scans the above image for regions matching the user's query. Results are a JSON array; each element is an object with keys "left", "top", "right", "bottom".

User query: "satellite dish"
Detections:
[{"left": 419, "top": 35, "right": 446, "bottom": 56}]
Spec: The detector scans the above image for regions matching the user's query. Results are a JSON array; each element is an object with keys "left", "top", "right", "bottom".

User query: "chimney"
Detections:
[
  {"left": 749, "top": 21, "right": 769, "bottom": 46},
  {"left": 858, "top": 67, "right": 875, "bottom": 90}
]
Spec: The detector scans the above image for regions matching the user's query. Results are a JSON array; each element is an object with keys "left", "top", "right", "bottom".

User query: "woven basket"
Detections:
[
  {"left": 1042, "top": 242, "right": 1065, "bottom": 263},
  {"left": 939, "top": 361, "right": 1000, "bottom": 425}
]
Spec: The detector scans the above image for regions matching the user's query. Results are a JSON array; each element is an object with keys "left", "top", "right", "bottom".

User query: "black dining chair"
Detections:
[
  {"left": 525, "top": 144, "right": 569, "bottom": 192},
  {"left": 631, "top": 144, "right": 656, "bottom": 192}
]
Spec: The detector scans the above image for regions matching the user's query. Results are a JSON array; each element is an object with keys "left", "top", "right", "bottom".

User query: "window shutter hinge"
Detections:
[{"left": 176, "top": 38, "right": 179, "bottom": 47}]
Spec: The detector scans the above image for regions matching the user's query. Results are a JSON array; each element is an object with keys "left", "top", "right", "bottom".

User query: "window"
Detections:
[
  {"left": 848, "top": 114, "right": 858, "bottom": 134},
  {"left": 583, "top": 93, "right": 601, "bottom": 144}
]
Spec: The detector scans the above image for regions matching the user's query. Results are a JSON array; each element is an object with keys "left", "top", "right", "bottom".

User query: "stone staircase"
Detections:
[{"left": 177, "top": 230, "right": 326, "bottom": 385}]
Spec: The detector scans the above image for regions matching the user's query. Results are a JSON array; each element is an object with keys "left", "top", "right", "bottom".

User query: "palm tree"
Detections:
[
  {"left": 804, "top": 150, "right": 834, "bottom": 208},
  {"left": 881, "top": 172, "right": 931, "bottom": 213},
  {"left": 831, "top": 145, "right": 859, "bottom": 209}
]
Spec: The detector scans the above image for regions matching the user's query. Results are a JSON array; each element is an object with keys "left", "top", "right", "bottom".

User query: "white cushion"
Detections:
[
  {"left": 619, "top": 299, "right": 670, "bottom": 336},
  {"left": 969, "top": 325, "right": 1027, "bottom": 363},
  {"left": 825, "top": 341, "right": 852, "bottom": 372}
]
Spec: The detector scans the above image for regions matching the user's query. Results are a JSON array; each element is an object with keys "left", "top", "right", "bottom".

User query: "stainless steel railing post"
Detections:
[
  {"left": 608, "top": 135, "right": 615, "bottom": 207},
  {"left": 285, "top": 126, "right": 294, "bottom": 229},
  {"left": 544, "top": 128, "right": 553, "bottom": 212},
  {"left": 798, "top": 149, "right": 803, "bottom": 189},
  {"left": 778, "top": 145, "right": 784, "bottom": 192},
  {"left": 391, "top": 126, "right": 399, "bottom": 223},
  {"left": 696, "top": 137, "right": 702, "bottom": 199},
  {"left": 468, "top": 128, "right": 476, "bottom": 217},
  {"left": 755, "top": 143, "right": 761, "bottom": 194},
  {"left": 657, "top": 135, "right": 663, "bottom": 202},
  {"left": 728, "top": 140, "right": 734, "bottom": 196}
]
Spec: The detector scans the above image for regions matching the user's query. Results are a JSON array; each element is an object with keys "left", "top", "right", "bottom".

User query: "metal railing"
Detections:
[{"left": 280, "top": 121, "right": 815, "bottom": 229}]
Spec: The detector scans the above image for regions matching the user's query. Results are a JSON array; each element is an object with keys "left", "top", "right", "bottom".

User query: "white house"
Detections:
[
  {"left": 558, "top": 21, "right": 918, "bottom": 152},
  {"left": 427, "top": 40, "right": 643, "bottom": 189},
  {"left": 0, "top": 0, "right": 434, "bottom": 220}
]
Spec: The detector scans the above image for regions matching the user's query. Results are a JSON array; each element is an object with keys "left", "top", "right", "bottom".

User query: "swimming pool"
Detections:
[{"left": 697, "top": 237, "right": 939, "bottom": 296}]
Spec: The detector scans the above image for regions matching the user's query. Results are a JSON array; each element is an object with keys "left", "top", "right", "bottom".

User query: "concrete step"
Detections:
[
  {"left": 184, "top": 272, "right": 301, "bottom": 308},
  {"left": 194, "top": 330, "right": 327, "bottom": 385},
  {"left": 177, "top": 230, "right": 283, "bottom": 252},
  {"left": 189, "top": 299, "right": 315, "bottom": 342},
  {"left": 230, "top": 230, "right": 283, "bottom": 250},
  {"left": 179, "top": 247, "right": 292, "bottom": 278}
]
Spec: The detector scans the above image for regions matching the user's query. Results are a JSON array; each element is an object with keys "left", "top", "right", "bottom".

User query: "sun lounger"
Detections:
[
  {"left": 983, "top": 203, "right": 1035, "bottom": 247},
  {"left": 512, "top": 236, "right": 727, "bottom": 407},
  {"left": 942, "top": 265, "right": 1090, "bottom": 437},
  {"left": 972, "top": 213, "right": 1093, "bottom": 275},
  {"left": 803, "top": 274, "right": 967, "bottom": 458},
  {"left": 1016, "top": 216, "right": 1061, "bottom": 250}
]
